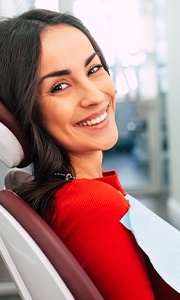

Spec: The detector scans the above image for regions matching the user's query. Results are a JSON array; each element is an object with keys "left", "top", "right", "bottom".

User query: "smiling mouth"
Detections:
[{"left": 77, "top": 111, "right": 108, "bottom": 126}]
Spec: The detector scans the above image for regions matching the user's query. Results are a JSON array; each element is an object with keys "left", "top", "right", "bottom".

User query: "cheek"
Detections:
[
  {"left": 105, "top": 78, "right": 116, "bottom": 109},
  {"left": 36, "top": 98, "right": 76, "bottom": 150},
  {"left": 39, "top": 99, "right": 68, "bottom": 124},
  {"left": 37, "top": 101, "right": 63, "bottom": 137}
]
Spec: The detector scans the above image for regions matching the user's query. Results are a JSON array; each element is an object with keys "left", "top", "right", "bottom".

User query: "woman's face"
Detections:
[{"left": 38, "top": 24, "right": 118, "bottom": 157}]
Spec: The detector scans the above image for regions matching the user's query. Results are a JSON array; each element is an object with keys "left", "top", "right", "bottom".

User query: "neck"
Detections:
[{"left": 70, "top": 151, "right": 103, "bottom": 179}]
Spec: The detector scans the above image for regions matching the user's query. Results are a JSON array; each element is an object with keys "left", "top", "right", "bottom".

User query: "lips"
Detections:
[
  {"left": 77, "top": 107, "right": 108, "bottom": 127},
  {"left": 78, "top": 111, "right": 108, "bottom": 126}
]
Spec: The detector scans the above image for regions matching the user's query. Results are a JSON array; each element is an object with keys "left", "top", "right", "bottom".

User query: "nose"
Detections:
[{"left": 79, "top": 78, "right": 105, "bottom": 107}]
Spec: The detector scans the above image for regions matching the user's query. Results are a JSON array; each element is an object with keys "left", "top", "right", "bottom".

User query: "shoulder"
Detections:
[{"left": 54, "top": 178, "right": 129, "bottom": 218}]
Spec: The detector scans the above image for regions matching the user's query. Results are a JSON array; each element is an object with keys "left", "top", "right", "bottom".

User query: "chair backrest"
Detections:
[
  {"left": 4, "top": 170, "right": 34, "bottom": 190},
  {"left": 0, "top": 100, "right": 31, "bottom": 168},
  {"left": 0, "top": 190, "right": 103, "bottom": 300},
  {"left": 0, "top": 190, "right": 74, "bottom": 300},
  {"left": 0, "top": 99, "right": 104, "bottom": 300}
]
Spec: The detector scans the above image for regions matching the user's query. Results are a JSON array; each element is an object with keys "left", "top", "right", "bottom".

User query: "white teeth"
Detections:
[
  {"left": 87, "top": 120, "right": 92, "bottom": 126},
  {"left": 79, "top": 111, "right": 107, "bottom": 126}
]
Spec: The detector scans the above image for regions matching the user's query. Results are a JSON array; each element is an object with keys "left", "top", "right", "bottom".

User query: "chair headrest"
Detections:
[{"left": 0, "top": 99, "right": 32, "bottom": 168}]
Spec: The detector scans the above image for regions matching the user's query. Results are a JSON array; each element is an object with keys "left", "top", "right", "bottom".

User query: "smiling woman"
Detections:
[
  {"left": 38, "top": 24, "right": 117, "bottom": 167},
  {"left": 0, "top": 8, "right": 180, "bottom": 300}
]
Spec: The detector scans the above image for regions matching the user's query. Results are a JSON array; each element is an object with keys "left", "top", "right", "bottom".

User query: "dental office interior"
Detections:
[{"left": 0, "top": 0, "right": 180, "bottom": 299}]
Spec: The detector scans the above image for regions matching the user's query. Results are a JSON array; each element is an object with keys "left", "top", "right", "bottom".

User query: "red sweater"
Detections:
[{"left": 51, "top": 171, "right": 180, "bottom": 299}]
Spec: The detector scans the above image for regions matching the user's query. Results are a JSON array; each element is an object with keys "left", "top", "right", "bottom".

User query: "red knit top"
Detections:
[{"left": 51, "top": 171, "right": 180, "bottom": 300}]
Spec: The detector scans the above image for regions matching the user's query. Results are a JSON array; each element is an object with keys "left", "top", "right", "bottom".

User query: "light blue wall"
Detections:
[{"left": 165, "top": 0, "right": 180, "bottom": 225}]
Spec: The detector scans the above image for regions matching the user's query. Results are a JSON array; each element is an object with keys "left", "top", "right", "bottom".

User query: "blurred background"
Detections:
[{"left": 0, "top": 0, "right": 180, "bottom": 298}]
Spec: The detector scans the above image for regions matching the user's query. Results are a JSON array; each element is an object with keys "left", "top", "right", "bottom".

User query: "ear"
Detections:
[{"left": 0, "top": 99, "right": 32, "bottom": 168}]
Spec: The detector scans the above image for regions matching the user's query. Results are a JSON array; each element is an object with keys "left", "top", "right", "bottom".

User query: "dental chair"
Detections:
[{"left": 0, "top": 99, "right": 104, "bottom": 300}]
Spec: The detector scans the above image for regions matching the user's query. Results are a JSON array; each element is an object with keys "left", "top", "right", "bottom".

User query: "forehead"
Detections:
[
  {"left": 40, "top": 24, "right": 94, "bottom": 71},
  {"left": 41, "top": 23, "right": 89, "bottom": 43}
]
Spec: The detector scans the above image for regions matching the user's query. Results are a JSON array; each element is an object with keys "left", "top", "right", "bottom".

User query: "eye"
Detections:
[
  {"left": 88, "top": 64, "right": 103, "bottom": 76},
  {"left": 51, "top": 82, "right": 69, "bottom": 93}
]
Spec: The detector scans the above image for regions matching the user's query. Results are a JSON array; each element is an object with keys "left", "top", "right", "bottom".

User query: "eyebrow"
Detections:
[{"left": 39, "top": 52, "right": 97, "bottom": 85}]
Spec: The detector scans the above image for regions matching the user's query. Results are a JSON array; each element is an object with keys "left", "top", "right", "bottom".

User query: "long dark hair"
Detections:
[{"left": 0, "top": 9, "right": 109, "bottom": 222}]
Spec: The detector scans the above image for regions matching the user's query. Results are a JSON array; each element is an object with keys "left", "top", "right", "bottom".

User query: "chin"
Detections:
[
  {"left": 102, "top": 134, "right": 118, "bottom": 151},
  {"left": 103, "top": 143, "right": 116, "bottom": 151}
]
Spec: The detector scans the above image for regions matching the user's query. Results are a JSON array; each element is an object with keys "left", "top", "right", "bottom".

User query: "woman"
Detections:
[{"left": 0, "top": 9, "right": 179, "bottom": 299}]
